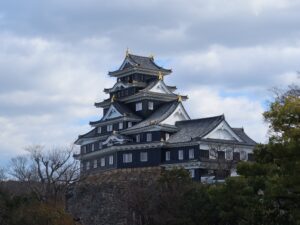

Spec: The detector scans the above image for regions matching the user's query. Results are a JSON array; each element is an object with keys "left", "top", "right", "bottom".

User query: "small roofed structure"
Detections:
[{"left": 108, "top": 52, "right": 172, "bottom": 78}]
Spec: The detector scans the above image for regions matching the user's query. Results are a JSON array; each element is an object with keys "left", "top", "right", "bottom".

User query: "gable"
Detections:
[
  {"left": 102, "top": 105, "right": 122, "bottom": 121},
  {"left": 109, "top": 82, "right": 128, "bottom": 92},
  {"left": 204, "top": 121, "right": 242, "bottom": 142},
  {"left": 160, "top": 103, "right": 190, "bottom": 125},
  {"left": 149, "top": 80, "right": 173, "bottom": 94},
  {"left": 119, "top": 57, "right": 136, "bottom": 70}
]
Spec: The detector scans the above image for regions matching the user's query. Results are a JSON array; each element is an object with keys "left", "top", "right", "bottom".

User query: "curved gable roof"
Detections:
[{"left": 167, "top": 115, "right": 224, "bottom": 143}]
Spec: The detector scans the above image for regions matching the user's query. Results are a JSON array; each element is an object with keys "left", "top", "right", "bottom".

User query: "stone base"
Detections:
[{"left": 66, "top": 167, "right": 162, "bottom": 225}]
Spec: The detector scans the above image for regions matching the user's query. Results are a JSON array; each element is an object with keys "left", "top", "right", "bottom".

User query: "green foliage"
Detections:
[
  {"left": 129, "top": 86, "right": 300, "bottom": 225},
  {"left": 235, "top": 86, "right": 300, "bottom": 225}
]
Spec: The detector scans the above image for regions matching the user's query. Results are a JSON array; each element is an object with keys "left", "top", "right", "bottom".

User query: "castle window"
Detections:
[
  {"left": 165, "top": 151, "right": 170, "bottom": 161},
  {"left": 98, "top": 142, "right": 102, "bottom": 149},
  {"left": 189, "top": 149, "right": 194, "bottom": 159},
  {"left": 178, "top": 150, "right": 184, "bottom": 160},
  {"left": 136, "top": 102, "right": 142, "bottom": 111},
  {"left": 86, "top": 161, "right": 90, "bottom": 170},
  {"left": 107, "top": 124, "right": 113, "bottom": 132},
  {"left": 128, "top": 122, "right": 132, "bottom": 128},
  {"left": 93, "top": 159, "right": 97, "bottom": 168},
  {"left": 136, "top": 134, "right": 140, "bottom": 143},
  {"left": 82, "top": 146, "right": 86, "bottom": 154},
  {"left": 146, "top": 133, "right": 152, "bottom": 142},
  {"left": 140, "top": 152, "right": 148, "bottom": 162},
  {"left": 123, "top": 153, "right": 132, "bottom": 163},
  {"left": 189, "top": 169, "right": 195, "bottom": 178},
  {"left": 148, "top": 101, "right": 154, "bottom": 110},
  {"left": 200, "top": 150, "right": 209, "bottom": 158},
  {"left": 240, "top": 150, "right": 247, "bottom": 161},
  {"left": 248, "top": 153, "right": 254, "bottom": 161},
  {"left": 97, "top": 127, "right": 102, "bottom": 133},
  {"left": 119, "top": 122, "right": 123, "bottom": 130},
  {"left": 101, "top": 157, "right": 105, "bottom": 167},
  {"left": 91, "top": 144, "right": 95, "bottom": 152},
  {"left": 225, "top": 149, "right": 233, "bottom": 160},
  {"left": 109, "top": 155, "right": 114, "bottom": 165}
]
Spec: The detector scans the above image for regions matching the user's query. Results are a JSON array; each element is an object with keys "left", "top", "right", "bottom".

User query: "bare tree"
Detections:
[
  {"left": 9, "top": 144, "right": 80, "bottom": 203},
  {"left": 0, "top": 166, "right": 6, "bottom": 181},
  {"left": 207, "top": 142, "right": 238, "bottom": 182}
]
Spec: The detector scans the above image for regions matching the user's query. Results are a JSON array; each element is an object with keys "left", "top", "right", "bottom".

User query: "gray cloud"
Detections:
[{"left": 0, "top": 0, "right": 300, "bottom": 165}]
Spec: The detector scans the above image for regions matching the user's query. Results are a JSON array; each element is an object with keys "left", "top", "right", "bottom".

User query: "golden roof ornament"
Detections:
[
  {"left": 125, "top": 48, "right": 129, "bottom": 57},
  {"left": 158, "top": 71, "right": 164, "bottom": 80},
  {"left": 177, "top": 95, "right": 182, "bottom": 102},
  {"left": 111, "top": 94, "right": 116, "bottom": 103},
  {"left": 149, "top": 54, "right": 154, "bottom": 60}
]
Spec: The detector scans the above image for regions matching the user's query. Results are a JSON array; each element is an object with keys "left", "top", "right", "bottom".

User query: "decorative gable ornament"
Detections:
[
  {"left": 161, "top": 103, "right": 190, "bottom": 125},
  {"left": 149, "top": 80, "right": 173, "bottom": 94},
  {"left": 204, "top": 120, "right": 242, "bottom": 142},
  {"left": 102, "top": 105, "right": 122, "bottom": 121},
  {"left": 103, "top": 134, "right": 129, "bottom": 146}
]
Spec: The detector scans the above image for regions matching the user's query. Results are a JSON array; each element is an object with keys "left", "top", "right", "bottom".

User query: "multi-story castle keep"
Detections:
[{"left": 74, "top": 51, "right": 256, "bottom": 182}]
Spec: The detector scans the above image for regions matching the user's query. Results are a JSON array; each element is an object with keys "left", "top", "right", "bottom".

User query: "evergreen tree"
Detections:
[{"left": 237, "top": 86, "right": 300, "bottom": 225}]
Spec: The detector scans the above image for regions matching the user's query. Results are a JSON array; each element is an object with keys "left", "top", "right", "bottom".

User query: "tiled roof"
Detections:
[
  {"left": 90, "top": 102, "right": 141, "bottom": 125},
  {"left": 126, "top": 54, "right": 171, "bottom": 72},
  {"left": 167, "top": 115, "right": 224, "bottom": 143},
  {"left": 124, "top": 101, "right": 180, "bottom": 131},
  {"left": 232, "top": 128, "right": 257, "bottom": 145},
  {"left": 104, "top": 81, "right": 147, "bottom": 93}
]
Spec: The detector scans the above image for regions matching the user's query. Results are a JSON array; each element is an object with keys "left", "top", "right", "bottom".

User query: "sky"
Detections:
[{"left": 0, "top": 0, "right": 300, "bottom": 166}]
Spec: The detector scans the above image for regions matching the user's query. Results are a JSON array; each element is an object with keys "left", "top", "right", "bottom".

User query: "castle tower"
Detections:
[{"left": 75, "top": 51, "right": 256, "bottom": 182}]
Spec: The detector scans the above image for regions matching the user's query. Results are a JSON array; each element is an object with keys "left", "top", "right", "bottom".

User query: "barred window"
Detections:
[
  {"left": 189, "top": 149, "right": 194, "bottom": 159},
  {"left": 178, "top": 150, "right": 184, "bottom": 160},
  {"left": 123, "top": 153, "right": 132, "bottom": 163},
  {"left": 136, "top": 102, "right": 142, "bottom": 111},
  {"left": 140, "top": 152, "right": 148, "bottom": 162},
  {"left": 97, "top": 127, "right": 102, "bottom": 133},
  {"left": 146, "top": 133, "right": 152, "bottom": 142},
  {"left": 93, "top": 159, "right": 97, "bottom": 168},
  {"left": 107, "top": 124, "right": 113, "bottom": 132},
  {"left": 101, "top": 157, "right": 105, "bottom": 167},
  {"left": 109, "top": 155, "right": 114, "bottom": 165},
  {"left": 165, "top": 151, "right": 170, "bottom": 161},
  {"left": 148, "top": 101, "right": 154, "bottom": 110}
]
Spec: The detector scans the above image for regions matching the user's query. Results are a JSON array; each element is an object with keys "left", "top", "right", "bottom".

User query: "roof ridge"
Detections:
[
  {"left": 232, "top": 127, "right": 244, "bottom": 131},
  {"left": 128, "top": 53, "right": 151, "bottom": 59},
  {"left": 176, "top": 114, "right": 224, "bottom": 124}
]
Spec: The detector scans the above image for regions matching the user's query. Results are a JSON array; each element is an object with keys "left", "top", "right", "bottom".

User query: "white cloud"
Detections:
[
  {"left": 171, "top": 44, "right": 300, "bottom": 92},
  {"left": 185, "top": 87, "right": 268, "bottom": 143},
  {"left": 0, "top": 34, "right": 116, "bottom": 163}
]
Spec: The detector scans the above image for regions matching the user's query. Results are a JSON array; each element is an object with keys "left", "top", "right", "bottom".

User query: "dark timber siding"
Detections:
[
  {"left": 161, "top": 145, "right": 199, "bottom": 164},
  {"left": 81, "top": 152, "right": 117, "bottom": 173},
  {"left": 116, "top": 148, "right": 161, "bottom": 168},
  {"left": 130, "top": 131, "right": 162, "bottom": 143}
]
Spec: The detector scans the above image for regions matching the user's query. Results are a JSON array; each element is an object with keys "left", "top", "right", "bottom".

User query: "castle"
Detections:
[{"left": 74, "top": 51, "right": 256, "bottom": 182}]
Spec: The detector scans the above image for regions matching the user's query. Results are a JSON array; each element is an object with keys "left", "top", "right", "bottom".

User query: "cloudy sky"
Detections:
[{"left": 0, "top": 0, "right": 300, "bottom": 165}]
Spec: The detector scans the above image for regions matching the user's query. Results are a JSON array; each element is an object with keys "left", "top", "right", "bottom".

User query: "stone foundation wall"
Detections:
[{"left": 66, "top": 167, "right": 162, "bottom": 225}]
